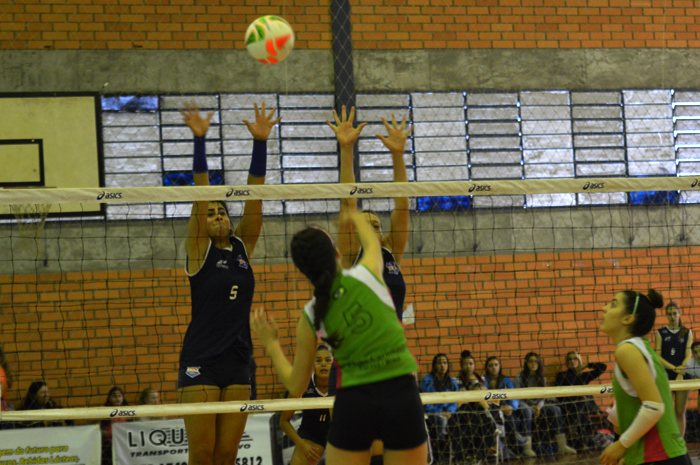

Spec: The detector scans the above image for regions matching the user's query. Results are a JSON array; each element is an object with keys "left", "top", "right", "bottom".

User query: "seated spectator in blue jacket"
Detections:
[
  {"left": 555, "top": 351, "right": 607, "bottom": 450},
  {"left": 483, "top": 356, "right": 525, "bottom": 455},
  {"left": 513, "top": 352, "right": 576, "bottom": 456},
  {"left": 420, "top": 353, "right": 458, "bottom": 441}
]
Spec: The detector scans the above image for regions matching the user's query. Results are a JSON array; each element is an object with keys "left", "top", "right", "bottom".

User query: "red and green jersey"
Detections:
[
  {"left": 303, "top": 264, "right": 417, "bottom": 388},
  {"left": 613, "top": 337, "right": 686, "bottom": 465}
]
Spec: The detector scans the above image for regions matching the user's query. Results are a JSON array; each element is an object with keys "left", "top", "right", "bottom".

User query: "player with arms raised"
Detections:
[
  {"left": 252, "top": 211, "right": 427, "bottom": 465},
  {"left": 178, "top": 102, "right": 281, "bottom": 465}
]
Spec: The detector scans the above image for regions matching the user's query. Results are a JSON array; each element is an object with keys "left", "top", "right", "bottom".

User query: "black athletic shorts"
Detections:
[
  {"left": 327, "top": 374, "right": 427, "bottom": 451},
  {"left": 177, "top": 351, "right": 251, "bottom": 389},
  {"left": 644, "top": 453, "right": 692, "bottom": 465},
  {"left": 298, "top": 427, "right": 328, "bottom": 449}
]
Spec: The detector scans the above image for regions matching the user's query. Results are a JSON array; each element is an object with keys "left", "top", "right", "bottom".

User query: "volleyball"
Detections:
[{"left": 245, "top": 16, "right": 295, "bottom": 65}]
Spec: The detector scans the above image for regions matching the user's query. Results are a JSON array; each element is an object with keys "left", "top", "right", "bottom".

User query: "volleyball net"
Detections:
[{"left": 4, "top": 178, "right": 700, "bottom": 462}]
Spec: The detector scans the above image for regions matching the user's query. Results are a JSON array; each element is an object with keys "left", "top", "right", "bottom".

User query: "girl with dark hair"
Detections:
[
  {"left": 329, "top": 106, "right": 412, "bottom": 321},
  {"left": 654, "top": 302, "right": 693, "bottom": 436},
  {"left": 252, "top": 212, "right": 427, "bottom": 465},
  {"left": 177, "top": 102, "right": 280, "bottom": 465},
  {"left": 513, "top": 352, "right": 576, "bottom": 456},
  {"left": 483, "top": 356, "right": 525, "bottom": 457},
  {"left": 555, "top": 351, "right": 607, "bottom": 450},
  {"left": 600, "top": 289, "right": 689, "bottom": 465},
  {"left": 101, "top": 387, "right": 127, "bottom": 465},
  {"left": 456, "top": 350, "right": 485, "bottom": 389},
  {"left": 420, "top": 353, "right": 458, "bottom": 462},
  {"left": 280, "top": 345, "right": 334, "bottom": 465},
  {"left": 20, "top": 381, "right": 70, "bottom": 428}
]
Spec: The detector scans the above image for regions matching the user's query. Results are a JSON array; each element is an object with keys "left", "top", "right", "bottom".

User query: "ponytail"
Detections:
[{"left": 291, "top": 227, "right": 341, "bottom": 348}]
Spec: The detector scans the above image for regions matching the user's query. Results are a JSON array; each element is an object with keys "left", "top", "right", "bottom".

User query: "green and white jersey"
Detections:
[
  {"left": 613, "top": 337, "right": 686, "bottom": 465},
  {"left": 303, "top": 264, "right": 418, "bottom": 388}
]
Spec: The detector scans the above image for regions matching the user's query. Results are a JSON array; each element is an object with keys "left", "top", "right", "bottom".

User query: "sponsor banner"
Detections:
[
  {"left": 0, "top": 424, "right": 100, "bottom": 465},
  {"left": 113, "top": 415, "right": 274, "bottom": 465}
]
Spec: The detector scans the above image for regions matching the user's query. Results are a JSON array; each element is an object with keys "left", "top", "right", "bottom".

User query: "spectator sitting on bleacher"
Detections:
[
  {"left": 685, "top": 341, "right": 700, "bottom": 379},
  {"left": 513, "top": 352, "right": 577, "bottom": 456},
  {"left": 455, "top": 350, "right": 485, "bottom": 389},
  {"left": 137, "top": 387, "right": 164, "bottom": 421},
  {"left": 555, "top": 351, "right": 607, "bottom": 451},
  {"left": 20, "top": 381, "right": 73, "bottom": 428},
  {"left": 483, "top": 355, "right": 528, "bottom": 458},
  {"left": 421, "top": 353, "right": 458, "bottom": 464},
  {"left": 449, "top": 374, "right": 499, "bottom": 465},
  {"left": 101, "top": 387, "right": 128, "bottom": 465}
]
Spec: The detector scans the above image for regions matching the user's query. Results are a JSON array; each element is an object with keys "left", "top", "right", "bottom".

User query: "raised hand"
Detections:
[
  {"left": 250, "top": 307, "right": 279, "bottom": 348},
  {"left": 377, "top": 114, "right": 412, "bottom": 154},
  {"left": 326, "top": 105, "right": 367, "bottom": 148},
  {"left": 242, "top": 102, "right": 283, "bottom": 141},
  {"left": 180, "top": 102, "right": 214, "bottom": 137}
]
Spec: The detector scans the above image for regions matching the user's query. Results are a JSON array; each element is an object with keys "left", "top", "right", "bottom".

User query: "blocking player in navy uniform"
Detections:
[
  {"left": 177, "top": 101, "right": 281, "bottom": 465},
  {"left": 655, "top": 302, "right": 694, "bottom": 436},
  {"left": 328, "top": 106, "right": 412, "bottom": 321},
  {"left": 328, "top": 107, "right": 412, "bottom": 465},
  {"left": 280, "top": 345, "right": 334, "bottom": 465}
]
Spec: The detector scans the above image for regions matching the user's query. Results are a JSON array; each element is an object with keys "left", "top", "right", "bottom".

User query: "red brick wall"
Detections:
[
  {"left": 1, "top": 0, "right": 698, "bottom": 51},
  {"left": 3, "top": 246, "right": 699, "bottom": 409}
]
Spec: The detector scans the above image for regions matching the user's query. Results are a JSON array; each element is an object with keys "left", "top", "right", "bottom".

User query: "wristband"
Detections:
[
  {"left": 193, "top": 136, "right": 208, "bottom": 174},
  {"left": 619, "top": 400, "right": 664, "bottom": 448},
  {"left": 249, "top": 139, "right": 267, "bottom": 177}
]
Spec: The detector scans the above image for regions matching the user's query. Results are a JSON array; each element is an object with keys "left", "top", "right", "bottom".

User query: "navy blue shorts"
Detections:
[
  {"left": 178, "top": 353, "right": 251, "bottom": 389},
  {"left": 327, "top": 375, "right": 427, "bottom": 451},
  {"left": 298, "top": 427, "right": 328, "bottom": 449}
]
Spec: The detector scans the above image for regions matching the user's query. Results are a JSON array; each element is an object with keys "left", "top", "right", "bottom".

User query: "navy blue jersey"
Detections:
[
  {"left": 354, "top": 246, "right": 406, "bottom": 321},
  {"left": 298, "top": 376, "right": 332, "bottom": 439},
  {"left": 180, "top": 236, "right": 255, "bottom": 366},
  {"left": 658, "top": 326, "right": 692, "bottom": 367}
]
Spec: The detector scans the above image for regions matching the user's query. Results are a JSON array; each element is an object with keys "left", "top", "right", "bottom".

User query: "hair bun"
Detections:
[
  {"left": 461, "top": 350, "right": 471, "bottom": 358},
  {"left": 647, "top": 289, "right": 664, "bottom": 310}
]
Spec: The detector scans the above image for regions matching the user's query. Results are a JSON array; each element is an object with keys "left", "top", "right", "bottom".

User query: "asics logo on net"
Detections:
[
  {"left": 692, "top": 179, "right": 700, "bottom": 188},
  {"left": 110, "top": 409, "right": 136, "bottom": 418},
  {"left": 350, "top": 186, "right": 373, "bottom": 195},
  {"left": 484, "top": 392, "right": 507, "bottom": 400},
  {"left": 226, "top": 188, "right": 250, "bottom": 197},
  {"left": 583, "top": 182, "right": 604, "bottom": 190},
  {"left": 239, "top": 403, "right": 265, "bottom": 412},
  {"left": 468, "top": 184, "right": 491, "bottom": 192},
  {"left": 97, "top": 191, "right": 123, "bottom": 200},
  {"left": 600, "top": 387, "right": 613, "bottom": 394}
]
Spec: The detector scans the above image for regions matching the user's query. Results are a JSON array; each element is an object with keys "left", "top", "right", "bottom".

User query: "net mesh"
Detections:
[{"left": 6, "top": 1, "right": 700, "bottom": 463}]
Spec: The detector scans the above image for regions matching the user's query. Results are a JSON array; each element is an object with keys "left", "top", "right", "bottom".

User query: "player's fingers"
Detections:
[
  {"left": 391, "top": 113, "right": 398, "bottom": 128},
  {"left": 332, "top": 110, "right": 340, "bottom": 126},
  {"left": 399, "top": 116, "right": 407, "bottom": 130},
  {"left": 357, "top": 122, "right": 368, "bottom": 131},
  {"left": 348, "top": 106, "right": 356, "bottom": 122},
  {"left": 261, "top": 101, "right": 266, "bottom": 115},
  {"left": 271, "top": 116, "right": 283, "bottom": 125},
  {"left": 376, "top": 134, "right": 387, "bottom": 142},
  {"left": 405, "top": 123, "right": 413, "bottom": 135},
  {"left": 267, "top": 107, "right": 278, "bottom": 121},
  {"left": 381, "top": 117, "right": 391, "bottom": 131},
  {"left": 341, "top": 105, "right": 347, "bottom": 121},
  {"left": 206, "top": 111, "right": 214, "bottom": 122},
  {"left": 253, "top": 102, "right": 259, "bottom": 116}
]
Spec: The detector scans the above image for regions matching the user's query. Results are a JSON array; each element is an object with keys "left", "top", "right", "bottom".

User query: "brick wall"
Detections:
[
  {"left": 2, "top": 0, "right": 699, "bottom": 51},
  {"left": 2, "top": 246, "right": 699, "bottom": 410}
]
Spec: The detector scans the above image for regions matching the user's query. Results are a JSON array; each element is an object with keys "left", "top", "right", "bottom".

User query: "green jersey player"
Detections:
[{"left": 252, "top": 212, "right": 427, "bottom": 465}]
